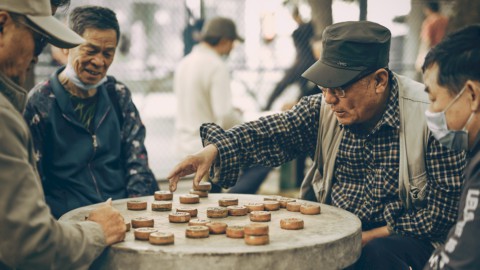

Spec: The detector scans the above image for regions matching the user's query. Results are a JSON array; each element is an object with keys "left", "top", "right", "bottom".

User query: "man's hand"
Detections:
[
  {"left": 361, "top": 226, "right": 390, "bottom": 247},
  {"left": 87, "top": 198, "right": 126, "bottom": 245},
  {"left": 167, "top": 144, "right": 219, "bottom": 192}
]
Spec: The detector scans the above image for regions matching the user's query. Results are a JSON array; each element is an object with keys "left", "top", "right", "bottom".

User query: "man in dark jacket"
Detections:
[
  {"left": 24, "top": 6, "right": 158, "bottom": 218},
  {"left": 422, "top": 24, "right": 480, "bottom": 270}
]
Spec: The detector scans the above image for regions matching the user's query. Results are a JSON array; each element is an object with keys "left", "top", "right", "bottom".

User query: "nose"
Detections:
[
  {"left": 322, "top": 89, "right": 339, "bottom": 105},
  {"left": 90, "top": 54, "right": 104, "bottom": 67}
]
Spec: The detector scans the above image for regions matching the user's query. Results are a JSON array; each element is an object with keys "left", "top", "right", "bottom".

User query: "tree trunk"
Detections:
[
  {"left": 308, "top": 0, "right": 333, "bottom": 59},
  {"left": 359, "top": 0, "right": 367, "bottom": 21},
  {"left": 447, "top": 0, "right": 480, "bottom": 33}
]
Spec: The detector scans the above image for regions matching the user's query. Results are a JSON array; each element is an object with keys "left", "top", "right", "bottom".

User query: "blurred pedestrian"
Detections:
[
  {"left": 264, "top": 6, "right": 317, "bottom": 111},
  {"left": 415, "top": 2, "right": 449, "bottom": 72}
]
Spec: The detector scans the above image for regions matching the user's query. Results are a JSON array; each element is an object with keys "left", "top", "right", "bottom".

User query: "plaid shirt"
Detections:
[{"left": 201, "top": 74, "right": 466, "bottom": 241}]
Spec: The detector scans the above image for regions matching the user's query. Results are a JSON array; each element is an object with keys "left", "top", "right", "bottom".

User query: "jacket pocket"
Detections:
[{"left": 409, "top": 172, "right": 428, "bottom": 209}]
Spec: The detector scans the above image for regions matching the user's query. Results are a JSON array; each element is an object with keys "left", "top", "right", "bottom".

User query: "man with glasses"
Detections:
[
  {"left": 168, "top": 21, "right": 467, "bottom": 269},
  {"left": 0, "top": 0, "right": 126, "bottom": 269},
  {"left": 422, "top": 24, "right": 480, "bottom": 270}
]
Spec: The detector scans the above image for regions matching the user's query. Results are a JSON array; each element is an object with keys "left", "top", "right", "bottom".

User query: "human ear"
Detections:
[
  {"left": 373, "top": 68, "right": 389, "bottom": 93},
  {"left": 467, "top": 80, "right": 480, "bottom": 113}
]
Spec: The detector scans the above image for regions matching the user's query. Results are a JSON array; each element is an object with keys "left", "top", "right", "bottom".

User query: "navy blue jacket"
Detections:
[{"left": 24, "top": 67, "right": 158, "bottom": 218}]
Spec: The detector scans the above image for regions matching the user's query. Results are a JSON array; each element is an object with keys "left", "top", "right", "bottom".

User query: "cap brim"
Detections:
[
  {"left": 236, "top": 35, "right": 244, "bottom": 43},
  {"left": 301, "top": 60, "right": 365, "bottom": 88},
  {"left": 26, "top": 15, "right": 84, "bottom": 48}
]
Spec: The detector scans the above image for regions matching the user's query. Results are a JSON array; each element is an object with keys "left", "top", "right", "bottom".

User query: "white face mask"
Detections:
[
  {"left": 424, "top": 86, "right": 474, "bottom": 151},
  {"left": 64, "top": 64, "right": 107, "bottom": 91}
]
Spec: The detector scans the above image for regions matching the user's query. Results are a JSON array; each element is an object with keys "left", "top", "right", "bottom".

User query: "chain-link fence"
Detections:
[{"left": 33, "top": 0, "right": 448, "bottom": 180}]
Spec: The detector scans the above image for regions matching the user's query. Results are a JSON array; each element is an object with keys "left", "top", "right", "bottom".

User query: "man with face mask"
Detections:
[
  {"left": 422, "top": 24, "right": 480, "bottom": 270},
  {"left": 24, "top": 6, "right": 159, "bottom": 219}
]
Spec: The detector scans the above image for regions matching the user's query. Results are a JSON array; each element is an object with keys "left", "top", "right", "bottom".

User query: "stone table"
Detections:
[{"left": 60, "top": 193, "right": 361, "bottom": 270}]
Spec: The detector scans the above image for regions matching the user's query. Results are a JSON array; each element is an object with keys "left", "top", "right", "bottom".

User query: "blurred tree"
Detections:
[
  {"left": 307, "top": 0, "right": 333, "bottom": 59},
  {"left": 447, "top": 0, "right": 480, "bottom": 33}
]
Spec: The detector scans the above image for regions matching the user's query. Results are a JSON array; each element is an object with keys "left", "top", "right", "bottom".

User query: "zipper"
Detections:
[{"left": 62, "top": 107, "right": 111, "bottom": 199}]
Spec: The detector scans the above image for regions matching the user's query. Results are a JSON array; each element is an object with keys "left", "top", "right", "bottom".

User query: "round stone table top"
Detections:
[{"left": 60, "top": 193, "right": 361, "bottom": 270}]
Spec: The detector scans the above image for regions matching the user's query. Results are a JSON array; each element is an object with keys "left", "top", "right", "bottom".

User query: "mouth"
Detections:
[
  {"left": 331, "top": 108, "right": 346, "bottom": 117},
  {"left": 85, "top": 69, "right": 101, "bottom": 76}
]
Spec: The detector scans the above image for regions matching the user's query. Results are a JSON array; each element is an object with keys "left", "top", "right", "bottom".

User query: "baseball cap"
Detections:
[
  {"left": 302, "top": 21, "right": 391, "bottom": 88},
  {"left": 0, "top": 0, "right": 84, "bottom": 48},
  {"left": 201, "top": 17, "right": 244, "bottom": 42}
]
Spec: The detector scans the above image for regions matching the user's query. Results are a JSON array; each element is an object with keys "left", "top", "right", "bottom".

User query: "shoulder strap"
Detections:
[{"left": 105, "top": 76, "right": 124, "bottom": 127}]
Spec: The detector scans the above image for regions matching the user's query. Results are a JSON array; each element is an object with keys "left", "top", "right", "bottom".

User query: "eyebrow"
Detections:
[{"left": 84, "top": 44, "right": 116, "bottom": 52}]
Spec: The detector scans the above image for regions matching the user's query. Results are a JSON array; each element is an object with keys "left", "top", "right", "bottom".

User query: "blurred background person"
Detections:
[
  {"left": 174, "top": 16, "right": 270, "bottom": 194},
  {"left": 264, "top": 6, "right": 317, "bottom": 111},
  {"left": 415, "top": 1, "right": 448, "bottom": 73}
]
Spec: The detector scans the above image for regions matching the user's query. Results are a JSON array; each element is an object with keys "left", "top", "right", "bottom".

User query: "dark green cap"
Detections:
[{"left": 302, "top": 21, "right": 391, "bottom": 88}]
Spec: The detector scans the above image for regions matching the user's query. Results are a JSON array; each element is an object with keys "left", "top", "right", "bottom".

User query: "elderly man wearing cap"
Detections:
[
  {"left": 24, "top": 6, "right": 159, "bottom": 219},
  {"left": 168, "top": 21, "right": 467, "bottom": 269},
  {"left": 0, "top": 0, "right": 126, "bottom": 269},
  {"left": 422, "top": 25, "right": 480, "bottom": 270},
  {"left": 173, "top": 16, "right": 271, "bottom": 194}
]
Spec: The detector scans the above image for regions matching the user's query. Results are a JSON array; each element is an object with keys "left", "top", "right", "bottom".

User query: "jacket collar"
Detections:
[
  {"left": 50, "top": 66, "right": 111, "bottom": 131},
  {"left": 0, "top": 72, "right": 28, "bottom": 112}
]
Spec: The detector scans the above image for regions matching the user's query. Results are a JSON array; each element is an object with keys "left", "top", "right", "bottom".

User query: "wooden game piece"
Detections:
[
  {"left": 206, "top": 222, "right": 228, "bottom": 234},
  {"left": 244, "top": 202, "right": 264, "bottom": 212},
  {"left": 227, "top": 205, "right": 248, "bottom": 216},
  {"left": 263, "top": 201, "right": 280, "bottom": 211},
  {"left": 179, "top": 194, "right": 200, "bottom": 204},
  {"left": 177, "top": 207, "right": 198, "bottom": 218},
  {"left": 194, "top": 182, "right": 212, "bottom": 192},
  {"left": 278, "top": 198, "right": 296, "bottom": 208},
  {"left": 226, "top": 226, "right": 245, "bottom": 239},
  {"left": 244, "top": 223, "right": 269, "bottom": 236},
  {"left": 218, "top": 197, "right": 239, "bottom": 207},
  {"left": 280, "top": 218, "right": 304, "bottom": 230},
  {"left": 169, "top": 212, "right": 191, "bottom": 223},
  {"left": 149, "top": 232, "right": 174, "bottom": 245},
  {"left": 286, "top": 202, "right": 302, "bottom": 212},
  {"left": 190, "top": 189, "right": 208, "bottom": 198},
  {"left": 188, "top": 218, "right": 211, "bottom": 226},
  {"left": 134, "top": 228, "right": 157, "bottom": 240},
  {"left": 151, "top": 201, "right": 172, "bottom": 212},
  {"left": 300, "top": 204, "right": 321, "bottom": 215},
  {"left": 250, "top": 211, "right": 271, "bottom": 222},
  {"left": 131, "top": 217, "right": 154, "bottom": 228},
  {"left": 244, "top": 235, "right": 269, "bottom": 245},
  {"left": 127, "top": 200, "right": 147, "bottom": 210},
  {"left": 206, "top": 207, "right": 228, "bottom": 218},
  {"left": 154, "top": 191, "right": 173, "bottom": 201},
  {"left": 185, "top": 226, "right": 210, "bottom": 238}
]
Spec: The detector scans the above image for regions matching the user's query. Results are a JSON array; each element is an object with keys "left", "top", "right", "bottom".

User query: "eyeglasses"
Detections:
[
  {"left": 318, "top": 85, "right": 346, "bottom": 98},
  {"left": 318, "top": 71, "right": 377, "bottom": 99},
  {"left": 18, "top": 19, "right": 50, "bottom": 56}
]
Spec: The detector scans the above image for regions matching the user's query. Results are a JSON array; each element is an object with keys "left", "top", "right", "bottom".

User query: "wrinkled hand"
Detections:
[
  {"left": 167, "top": 144, "right": 219, "bottom": 192},
  {"left": 88, "top": 198, "right": 126, "bottom": 245}
]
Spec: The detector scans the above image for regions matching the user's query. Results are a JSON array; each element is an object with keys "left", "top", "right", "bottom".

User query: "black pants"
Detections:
[
  {"left": 346, "top": 235, "right": 434, "bottom": 270},
  {"left": 227, "top": 166, "right": 272, "bottom": 194}
]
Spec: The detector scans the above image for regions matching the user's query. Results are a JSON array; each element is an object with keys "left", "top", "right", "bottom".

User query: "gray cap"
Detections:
[
  {"left": 201, "top": 17, "right": 244, "bottom": 42},
  {"left": 0, "top": 0, "right": 84, "bottom": 48},
  {"left": 302, "top": 21, "right": 391, "bottom": 88}
]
